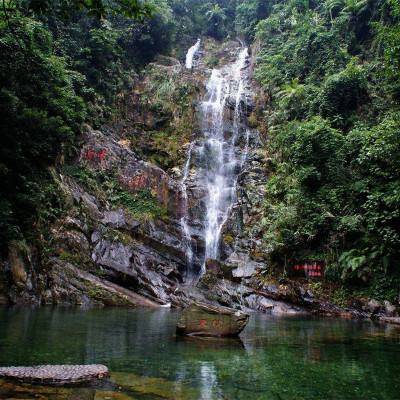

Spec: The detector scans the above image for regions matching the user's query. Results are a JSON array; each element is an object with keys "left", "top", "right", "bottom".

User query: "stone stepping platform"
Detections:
[{"left": 0, "top": 364, "right": 108, "bottom": 384}]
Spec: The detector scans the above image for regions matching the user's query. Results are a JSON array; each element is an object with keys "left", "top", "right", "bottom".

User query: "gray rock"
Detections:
[
  {"left": 55, "top": 230, "right": 90, "bottom": 255},
  {"left": 232, "top": 264, "right": 255, "bottom": 279},
  {"left": 81, "top": 192, "right": 103, "bottom": 220},
  {"left": 368, "top": 299, "right": 383, "bottom": 314},
  {"left": 102, "top": 210, "right": 128, "bottom": 229},
  {"left": 93, "top": 239, "right": 133, "bottom": 269},
  {"left": 384, "top": 300, "right": 398, "bottom": 317},
  {"left": 91, "top": 231, "right": 102, "bottom": 244},
  {"left": 205, "top": 259, "right": 221, "bottom": 276}
]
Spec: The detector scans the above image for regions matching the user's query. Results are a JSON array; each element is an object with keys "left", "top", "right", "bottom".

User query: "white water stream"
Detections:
[
  {"left": 180, "top": 142, "right": 194, "bottom": 274},
  {"left": 201, "top": 48, "right": 249, "bottom": 272},
  {"left": 180, "top": 44, "right": 250, "bottom": 277},
  {"left": 185, "top": 39, "right": 201, "bottom": 69}
]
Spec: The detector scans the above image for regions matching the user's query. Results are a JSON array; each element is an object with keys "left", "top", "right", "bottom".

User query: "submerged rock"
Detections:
[{"left": 176, "top": 302, "right": 249, "bottom": 337}]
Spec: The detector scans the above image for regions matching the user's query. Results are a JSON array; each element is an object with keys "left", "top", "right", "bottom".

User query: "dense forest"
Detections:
[{"left": 1, "top": 0, "right": 400, "bottom": 305}]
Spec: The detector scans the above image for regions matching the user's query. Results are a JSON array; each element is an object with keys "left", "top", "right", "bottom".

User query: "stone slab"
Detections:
[
  {"left": 176, "top": 302, "right": 249, "bottom": 337},
  {"left": 0, "top": 364, "right": 109, "bottom": 384}
]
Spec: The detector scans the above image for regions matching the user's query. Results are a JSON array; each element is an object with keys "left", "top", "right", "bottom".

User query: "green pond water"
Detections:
[{"left": 0, "top": 306, "right": 399, "bottom": 400}]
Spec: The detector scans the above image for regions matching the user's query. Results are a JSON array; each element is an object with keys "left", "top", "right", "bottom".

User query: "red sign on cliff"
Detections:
[{"left": 293, "top": 262, "right": 324, "bottom": 279}]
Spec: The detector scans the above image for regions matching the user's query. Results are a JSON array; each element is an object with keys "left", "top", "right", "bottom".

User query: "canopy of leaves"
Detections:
[
  {"left": 12, "top": 0, "right": 155, "bottom": 20},
  {"left": 0, "top": 18, "right": 85, "bottom": 245},
  {"left": 255, "top": 0, "right": 400, "bottom": 300}
]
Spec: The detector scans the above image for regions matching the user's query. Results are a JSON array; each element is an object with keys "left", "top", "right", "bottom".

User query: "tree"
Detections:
[
  {"left": 205, "top": 3, "right": 227, "bottom": 39},
  {"left": 235, "top": 0, "right": 274, "bottom": 40},
  {"left": 325, "top": 0, "right": 345, "bottom": 23},
  {"left": 0, "top": 17, "right": 85, "bottom": 245},
  {"left": 378, "top": 0, "right": 400, "bottom": 101},
  {"left": 5, "top": 0, "right": 155, "bottom": 20}
]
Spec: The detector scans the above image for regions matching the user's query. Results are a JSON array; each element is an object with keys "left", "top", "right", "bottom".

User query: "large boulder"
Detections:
[{"left": 176, "top": 302, "right": 249, "bottom": 337}]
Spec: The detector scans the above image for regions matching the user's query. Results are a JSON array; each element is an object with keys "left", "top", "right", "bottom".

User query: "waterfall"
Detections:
[
  {"left": 185, "top": 39, "right": 201, "bottom": 69},
  {"left": 180, "top": 142, "right": 194, "bottom": 275},
  {"left": 201, "top": 47, "right": 249, "bottom": 272},
  {"left": 180, "top": 45, "right": 250, "bottom": 278}
]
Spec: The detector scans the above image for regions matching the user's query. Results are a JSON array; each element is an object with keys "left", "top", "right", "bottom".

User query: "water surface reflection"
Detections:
[{"left": 0, "top": 306, "right": 400, "bottom": 399}]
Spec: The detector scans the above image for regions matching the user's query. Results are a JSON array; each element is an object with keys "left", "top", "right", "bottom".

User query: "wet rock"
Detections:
[
  {"left": 102, "top": 210, "right": 127, "bottom": 229},
  {"left": 244, "top": 294, "right": 308, "bottom": 314},
  {"left": 368, "top": 299, "right": 383, "bottom": 315},
  {"left": 384, "top": 300, "right": 398, "bottom": 317},
  {"left": 176, "top": 302, "right": 249, "bottom": 336},
  {"left": 91, "top": 231, "right": 102, "bottom": 244},
  {"left": 4, "top": 242, "right": 42, "bottom": 303},
  {"left": 232, "top": 264, "right": 255, "bottom": 280},
  {"left": 93, "top": 239, "right": 133, "bottom": 270},
  {"left": 8, "top": 242, "right": 28, "bottom": 289},
  {"left": 118, "top": 161, "right": 183, "bottom": 219},
  {"left": 50, "top": 259, "right": 163, "bottom": 307},
  {"left": 55, "top": 230, "right": 90, "bottom": 255},
  {"left": 81, "top": 192, "right": 103, "bottom": 220},
  {"left": 375, "top": 316, "right": 400, "bottom": 325},
  {"left": 205, "top": 259, "right": 221, "bottom": 276}
]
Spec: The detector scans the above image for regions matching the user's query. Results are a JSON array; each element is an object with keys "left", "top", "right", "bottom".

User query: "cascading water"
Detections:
[
  {"left": 180, "top": 44, "right": 250, "bottom": 278},
  {"left": 201, "top": 47, "right": 249, "bottom": 272},
  {"left": 180, "top": 142, "right": 194, "bottom": 275},
  {"left": 185, "top": 39, "right": 201, "bottom": 69}
]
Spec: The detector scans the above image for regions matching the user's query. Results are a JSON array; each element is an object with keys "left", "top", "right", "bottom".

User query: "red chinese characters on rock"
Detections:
[
  {"left": 99, "top": 149, "right": 106, "bottom": 162},
  {"left": 86, "top": 148, "right": 107, "bottom": 163},
  {"left": 86, "top": 148, "right": 95, "bottom": 161},
  {"left": 195, "top": 319, "right": 224, "bottom": 329},
  {"left": 294, "top": 262, "right": 324, "bottom": 278},
  {"left": 196, "top": 319, "right": 208, "bottom": 327},
  {"left": 119, "top": 175, "right": 148, "bottom": 191},
  {"left": 212, "top": 320, "right": 223, "bottom": 328}
]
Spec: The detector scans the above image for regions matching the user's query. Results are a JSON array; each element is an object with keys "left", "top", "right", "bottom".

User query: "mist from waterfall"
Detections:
[{"left": 185, "top": 39, "right": 201, "bottom": 69}]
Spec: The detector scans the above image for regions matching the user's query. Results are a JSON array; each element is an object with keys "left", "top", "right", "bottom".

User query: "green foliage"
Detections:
[
  {"left": 255, "top": 0, "right": 400, "bottom": 300},
  {"left": 205, "top": 4, "right": 227, "bottom": 40},
  {"left": 13, "top": 0, "right": 154, "bottom": 21},
  {"left": 377, "top": 0, "right": 400, "bottom": 101},
  {"left": 235, "top": 0, "right": 273, "bottom": 40},
  {"left": 65, "top": 164, "right": 165, "bottom": 219},
  {"left": 0, "top": 17, "right": 85, "bottom": 246},
  {"left": 316, "top": 62, "right": 369, "bottom": 129},
  {"left": 262, "top": 114, "right": 400, "bottom": 300},
  {"left": 133, "top": 62, "right": 201, "bottom": 168},
  {"left": 113, "top": 189, "right": 165, "bottom": 219},
  {"left": 116, "top": 1, "right": 176, "bottom": 67},
  {"left": 0, "top": 0, "right": 180, "bottom": 250},
  {"left": 39, "top": 1, "right": 177, "bottom": 121},
  {"left": 166, "top": 0, "right": 237, "bottom": 45}
]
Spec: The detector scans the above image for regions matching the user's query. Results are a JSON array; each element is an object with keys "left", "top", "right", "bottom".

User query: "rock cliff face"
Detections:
[{"left": 0, "top": 38, "right": 398, "bottom": 322}]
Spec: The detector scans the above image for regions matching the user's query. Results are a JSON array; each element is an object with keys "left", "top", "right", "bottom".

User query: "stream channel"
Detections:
[{"left": 0, "top": 306, "right": 399, "bottom": 399}]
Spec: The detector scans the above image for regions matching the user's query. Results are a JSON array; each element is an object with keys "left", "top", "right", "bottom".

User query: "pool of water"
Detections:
[{"left": 0, "top": 306, "right": 399, "bottom": 399}]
